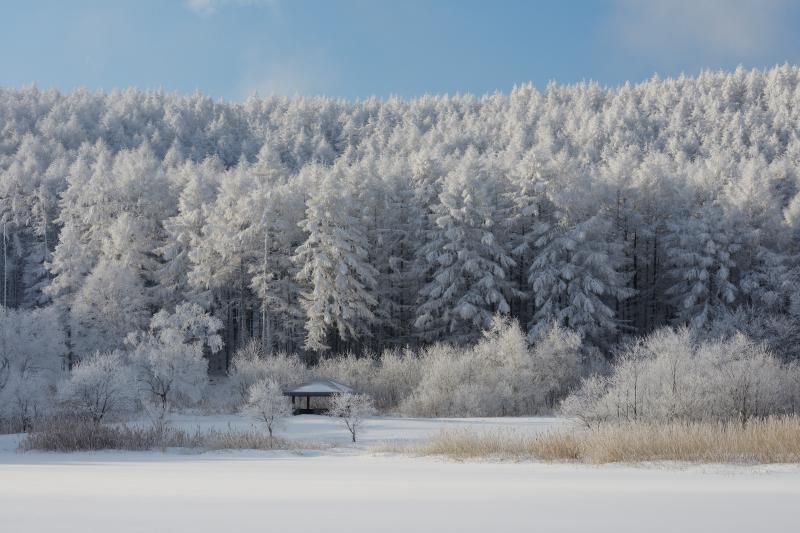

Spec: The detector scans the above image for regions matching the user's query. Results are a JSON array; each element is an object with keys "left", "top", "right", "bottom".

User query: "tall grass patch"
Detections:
[{"left": 409, "top": 416, "right": 800, "bottom": 464}]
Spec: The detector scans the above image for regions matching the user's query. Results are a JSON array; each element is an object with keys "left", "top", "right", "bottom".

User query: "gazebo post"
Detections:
[{"left": 306, "top": 395, "right": 310, "bottom": 411}]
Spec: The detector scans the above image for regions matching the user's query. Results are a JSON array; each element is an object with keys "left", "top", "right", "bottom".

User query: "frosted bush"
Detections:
[
  {"left": 529, "top": 322, "right": 583, "bottom": 410},
  {"left": 229, "top": 340, "right": 307, "bottom": 406},
  {"left": 57, "top": 351, "right": 136, "bottom": 424},
  {"left": 699, "top": 334, "right": 791, "bottom": 424},
  {"left": 400, "top": 344, "right": 463, "bottom": 417},
  {"left": 401, "top": 317, "right": 584, "bottom": 417},
  {"left": 373, "top": 349, "right": 423, "bottom": 410},
  {"left": 311, "top": 349, "right": 423, "bottom": 411},
  {"left": 315, "top": 354, "right": 378, "bottom": 397},
  {"left": 562, "top": 327, "right": 799, "bottom": 425},
  {"left": 0, "top": 372, "right": 55, "bottom": 431}
]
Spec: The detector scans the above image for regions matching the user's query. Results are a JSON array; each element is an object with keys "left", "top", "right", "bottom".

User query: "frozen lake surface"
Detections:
[{"left": 1, "top": 415, "right": 798, "bottom": 533}]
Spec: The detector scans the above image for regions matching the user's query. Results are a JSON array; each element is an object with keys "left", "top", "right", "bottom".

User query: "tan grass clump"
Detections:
[
  {"left": 199, "top": 428, "right": 327, "bottom": 451},
  {"left": 408, "top": 416, "right": 800, "bottom": 464}
]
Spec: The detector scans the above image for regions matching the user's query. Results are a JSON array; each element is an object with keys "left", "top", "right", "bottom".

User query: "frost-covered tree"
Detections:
[
  {"left": 666, "top": 203, "right": 741, "bottom": 328},
  {"left": 247, "top": 174, "right": 306, "bottom": 354},
  {"left": 241, "top": 378, "right": 292, "bottom": 443},
  {"left": 329, "top": 392, "right": 375, "bottom": 443},
  {"left": 724, "top": 160, "right": 788, "bottom": 300},
  {"left": 295, "top": 166, "right": 379, "bottom": 352},
  {"left": 529, "top": 215, "right": 633, "bottom": 344},
  {"left": 505, "top": 152, "right": 553, "bottom": 325},
  {"left": 126, "top": 303, "right": 222, "bottom": 420},
  {"left": 69, "top": 260, "right": 150, "bottom": 356},
  {"left": 189, "top": 161, "right": 258, "bottom": 357},
  {"left": 415, "top": 150, "right": 518, "bottom": 343},
  {"left": 0, "top": 307, "right": 65, "bottom": 427},
  {"left": 4, "top": 68, "right": 800, "bottom": 359},
  {"left": 157, "top": 157, "right": 221, "bottom": 307},
  {"left": 46, "top": 143, "right": 111, "bottom": 310}
]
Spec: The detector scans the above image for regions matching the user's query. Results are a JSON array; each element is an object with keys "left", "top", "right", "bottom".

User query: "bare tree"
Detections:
[{"left": 329, "top": 392, "right": 375, "bottom": 443}]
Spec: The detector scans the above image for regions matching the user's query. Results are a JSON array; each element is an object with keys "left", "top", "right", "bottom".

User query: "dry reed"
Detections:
[{"left": 402, "top": 416, "right": 800, "bottom": 464}]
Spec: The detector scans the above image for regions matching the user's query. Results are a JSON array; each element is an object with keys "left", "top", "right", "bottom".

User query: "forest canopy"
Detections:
[{"left": 2, "top": 65, "right": 800, "bottom": 367}]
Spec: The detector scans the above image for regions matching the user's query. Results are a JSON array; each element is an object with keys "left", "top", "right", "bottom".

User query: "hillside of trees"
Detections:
[{"left": 3, "top": 65, "right": 800, "bottom": 371}]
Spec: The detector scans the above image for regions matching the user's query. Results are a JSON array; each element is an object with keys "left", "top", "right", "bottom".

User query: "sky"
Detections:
[{"left": 1, "top": 0, "right": 800, "bottom": 101}]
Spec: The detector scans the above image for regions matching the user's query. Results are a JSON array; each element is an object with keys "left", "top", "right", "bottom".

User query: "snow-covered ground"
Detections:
[
  {"left": 2, "top": 415, "right": 799, "bottom": 532},
  {"left": 169, "top": 412, "right": 573, "bottom": 446}
]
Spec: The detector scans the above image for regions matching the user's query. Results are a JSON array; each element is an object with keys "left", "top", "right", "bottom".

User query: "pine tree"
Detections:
[
  {"left": 666, "top": 203, "right": 741, "bottom": 328},
  {"left": 294, "top": 165, "right": 379, "bottom": 352},
  {"left": 415, "top": 149, "right": 518, "bottom": 344},
  {"left": 157, "top": 157, "right": 221, "bottom": 308},
  {"left": 505, "top": 152, "right": 553, "bottom": 328},
  {"left": 529, "top": 215, "right": 633, "bottom": 344}
]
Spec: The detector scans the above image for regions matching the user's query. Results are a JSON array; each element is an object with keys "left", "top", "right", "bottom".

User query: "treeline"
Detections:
[
  {"left": 1, "top": 66, "right": 800, "bottom": 367},
  {"left": 4, "top": 305, "right": 796, "bottom": 429}
]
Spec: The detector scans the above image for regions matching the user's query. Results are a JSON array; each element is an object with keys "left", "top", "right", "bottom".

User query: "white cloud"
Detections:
[
  {"left": 184, "top": 0, "right": 278, "bottom": 17},
  {"left": 608, "top": 0, "right": 790, "bottom": 61}
]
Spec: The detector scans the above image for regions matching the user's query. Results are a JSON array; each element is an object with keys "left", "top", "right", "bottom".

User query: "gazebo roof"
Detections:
[{"left": 284, "top": 378, "right": 355, "bottom": 397}]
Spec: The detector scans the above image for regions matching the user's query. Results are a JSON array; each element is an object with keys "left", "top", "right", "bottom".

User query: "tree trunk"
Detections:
[
  {"left": 3, "top": 224, "right": 7, "bottom": 308},
  {"left": 239, "top": 257, "right": 247, "bottom": 350}
]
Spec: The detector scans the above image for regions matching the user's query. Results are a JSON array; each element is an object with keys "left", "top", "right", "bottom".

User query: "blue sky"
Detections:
[{"left": 2, "top": 0, "right": 800, "bottom": 101}]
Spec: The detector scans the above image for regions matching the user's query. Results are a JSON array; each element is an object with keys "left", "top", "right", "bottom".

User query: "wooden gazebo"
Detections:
[{"left": 283, "top": 379, "right": 355, "bottom": 414}]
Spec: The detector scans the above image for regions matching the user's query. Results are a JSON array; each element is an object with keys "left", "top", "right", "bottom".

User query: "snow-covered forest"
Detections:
[{"left": 3, "top": 65, "right": 800, "bottom": 373}]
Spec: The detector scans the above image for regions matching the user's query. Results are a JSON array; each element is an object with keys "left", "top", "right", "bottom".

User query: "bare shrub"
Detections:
[
  {"left": 20, "top": 417, "right": 187, "bottom": 452},
  {"left": 20, "top": 417, "right": 326, "bottom": 453}
]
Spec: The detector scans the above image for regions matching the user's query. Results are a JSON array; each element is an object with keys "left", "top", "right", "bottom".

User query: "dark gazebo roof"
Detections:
[{"left": 283, "top": 379, "right": 355, "bottom": 397}]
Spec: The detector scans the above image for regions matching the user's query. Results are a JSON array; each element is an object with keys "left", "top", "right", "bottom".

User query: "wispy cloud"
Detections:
[
  {"left": 608, "top": 0, "right": 790, "bottom": 62},
  {"left": 235, "top": 55, "right": 340, "bottom": 98},
  {"left": 238, "top": 63, "right": 317, "bottom": 97},
  {"left": 184, "top": 0, "right": 279, "bottom": 17}
]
